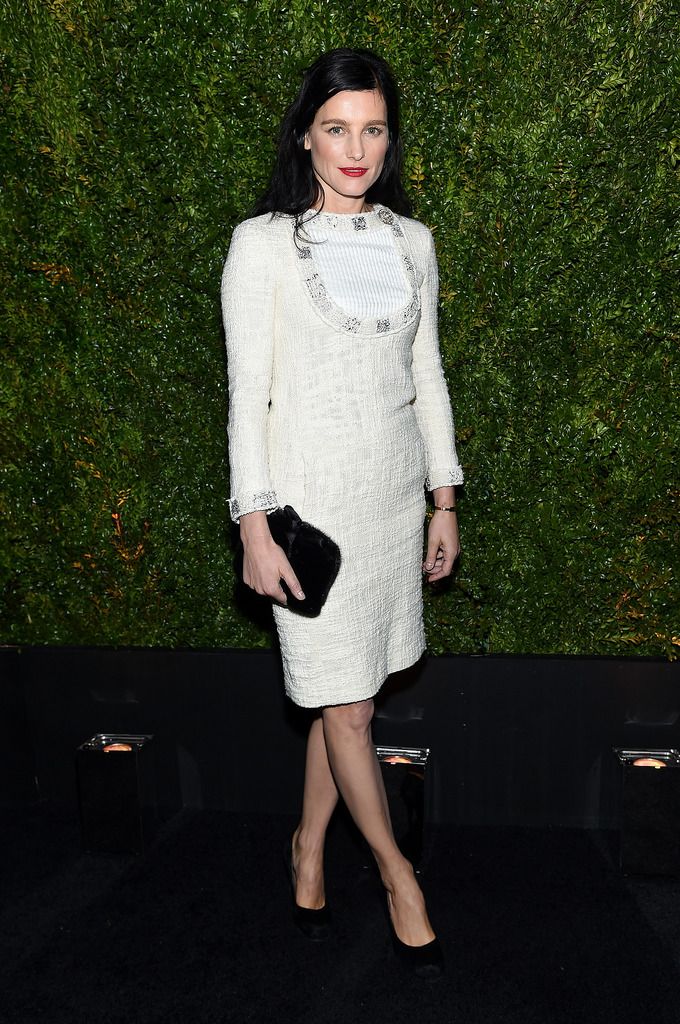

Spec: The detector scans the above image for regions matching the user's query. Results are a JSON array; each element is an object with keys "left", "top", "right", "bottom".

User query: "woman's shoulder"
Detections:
[
  {"left": 227, "top": 212, "right": 294, "bottom": 256},
  {"left": 391, "top": 210, "right": 434, "bottom": 247},
  {"left": 386, "top": 208, "right": 436, "bottom": 266}
]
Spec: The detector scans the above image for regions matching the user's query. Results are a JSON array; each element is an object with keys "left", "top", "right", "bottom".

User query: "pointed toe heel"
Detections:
[{"left": 283, "top": 839, "right": 331, "bottom": 942}]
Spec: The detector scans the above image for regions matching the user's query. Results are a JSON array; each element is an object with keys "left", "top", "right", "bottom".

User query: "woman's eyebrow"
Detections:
[{"left": 319, "top": 118, "right": 387, "bottom": 126}]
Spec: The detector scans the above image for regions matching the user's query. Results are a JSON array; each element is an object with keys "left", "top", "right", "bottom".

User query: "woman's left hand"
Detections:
[{"left": 423, "top": 511, "right": 460, "bottom": 583}]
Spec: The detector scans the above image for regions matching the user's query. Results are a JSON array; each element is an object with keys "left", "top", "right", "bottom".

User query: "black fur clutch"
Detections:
[{"left": 235, "top": 505, "right": 341, "bottom": 617}]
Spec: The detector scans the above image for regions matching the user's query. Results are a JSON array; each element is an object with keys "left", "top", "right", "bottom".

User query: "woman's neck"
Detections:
[{"left": 310, "top": 198, "right": 372, "bottom": 216}]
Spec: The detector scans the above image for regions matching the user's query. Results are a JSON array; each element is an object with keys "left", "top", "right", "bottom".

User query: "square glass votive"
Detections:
[
  {"left": 76, "top": 733, "right": 157, "bottom": 854},
  {"left": 375, "top": 745, "right": 430, "bottom": 869},
  {"left": 613, "top": 748, "right": 680, "bottom": 876}
]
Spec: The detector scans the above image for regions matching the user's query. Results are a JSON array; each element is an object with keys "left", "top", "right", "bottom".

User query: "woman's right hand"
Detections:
[{"left": 239, "top": 511, "right": 305, "bottom": 605}]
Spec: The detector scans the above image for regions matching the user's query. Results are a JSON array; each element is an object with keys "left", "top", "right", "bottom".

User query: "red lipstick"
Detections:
[{"left": 339, "top": 167, "right": 368, "bottom": 176}]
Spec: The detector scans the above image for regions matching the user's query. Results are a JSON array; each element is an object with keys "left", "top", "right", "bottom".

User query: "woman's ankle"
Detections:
[
  {"left": 293, "top": 824, "right": 326, "bottom": 862},
  {"left": 378, "top": 851, "right": 416, "bottom": 893},
  {"left": 291, "top": 824, "right": 326, "bottom": 909}
]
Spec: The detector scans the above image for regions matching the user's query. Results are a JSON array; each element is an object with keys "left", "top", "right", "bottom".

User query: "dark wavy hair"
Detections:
[{"left": 251, "top": 48, "right": 411, "bottom": 221}]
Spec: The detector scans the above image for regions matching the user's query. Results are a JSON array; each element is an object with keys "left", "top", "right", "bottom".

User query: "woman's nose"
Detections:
[{"left": 345, "top": 134, "right": 365, "bottom": 161}]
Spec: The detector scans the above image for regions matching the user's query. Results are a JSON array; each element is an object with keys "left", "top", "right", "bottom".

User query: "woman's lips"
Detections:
[{"left": 339, "top": 167, "right": 368, "bottom": 176}]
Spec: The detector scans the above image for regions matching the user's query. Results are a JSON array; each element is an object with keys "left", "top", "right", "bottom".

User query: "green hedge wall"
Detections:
[{"left": 1, "top": 0, "right": 678, "bottom": 656}]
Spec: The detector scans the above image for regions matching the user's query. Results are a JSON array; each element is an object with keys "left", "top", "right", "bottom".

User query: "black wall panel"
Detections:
[{"left": 1, "top": 647, "right": 677, "bottom": 827}]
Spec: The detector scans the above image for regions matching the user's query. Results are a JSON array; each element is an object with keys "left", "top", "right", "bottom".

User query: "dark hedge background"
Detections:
[{"left": 1, "top": 0, "right": 678, "bottom": 656}]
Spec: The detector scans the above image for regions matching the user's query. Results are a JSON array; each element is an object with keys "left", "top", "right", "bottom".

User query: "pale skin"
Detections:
[{"left": 239, "top": 89, "right": 460, "bottom": 947}]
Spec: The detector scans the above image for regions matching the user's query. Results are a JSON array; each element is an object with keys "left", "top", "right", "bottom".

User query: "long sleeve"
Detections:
[
  {"left": 221, "top": 220, "right": 279, "bottom": 522},
  {"left": 411, "top": 228, "right": 464, "bottom": 489}
]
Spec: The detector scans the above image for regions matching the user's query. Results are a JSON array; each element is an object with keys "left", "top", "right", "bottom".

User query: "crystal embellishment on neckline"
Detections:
[
  {"left": 312, "top": 211, "right": 368, "bottom": 231},
  {"left": 293, "top": 204, "right": 420, "bottom": 336},
  {"left": 378, "top": 206, "right": 403, "bottom": 237}
]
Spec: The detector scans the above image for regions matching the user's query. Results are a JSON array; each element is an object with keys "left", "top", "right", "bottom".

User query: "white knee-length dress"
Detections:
[{"left": 221, "top": 204, "right": 463, "bottom": 708}]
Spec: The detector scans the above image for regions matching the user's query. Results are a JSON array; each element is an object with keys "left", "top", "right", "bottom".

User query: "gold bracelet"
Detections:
[{"left": 433, "top": 505, "right": 457, "bottom": 512}]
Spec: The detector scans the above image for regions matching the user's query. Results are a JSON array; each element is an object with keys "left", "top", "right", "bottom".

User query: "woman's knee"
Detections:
[{"left": 322, "top": 698, "right": 374, "bottom": 737}]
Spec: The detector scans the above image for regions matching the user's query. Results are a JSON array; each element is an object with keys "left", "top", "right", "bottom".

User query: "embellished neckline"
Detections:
[
  {"left": 293, "top": 204, "right": 420, "bottom": 336},
  {"left": 301, "top": 206, "right": 385, "bottom": 233}
]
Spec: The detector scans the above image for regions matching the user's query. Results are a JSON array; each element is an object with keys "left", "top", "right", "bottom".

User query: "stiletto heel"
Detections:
[{"left": 283, "top": 838, "right": 331, "bottom": 942}]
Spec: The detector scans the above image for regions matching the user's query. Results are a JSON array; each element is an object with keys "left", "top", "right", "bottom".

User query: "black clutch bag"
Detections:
[{"left": 234, "top": 505, "right": 341, "bottom": 617}]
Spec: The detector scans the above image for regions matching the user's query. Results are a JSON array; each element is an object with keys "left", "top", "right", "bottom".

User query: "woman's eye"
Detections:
[
  {"left": 365, "top": 126, "right": 384, "bottom": 136},
  {"left": 328, "top": 126, "right": 344, "bottom": 135}
]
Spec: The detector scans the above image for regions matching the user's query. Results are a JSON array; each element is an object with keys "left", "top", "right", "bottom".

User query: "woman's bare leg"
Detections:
[
  {"left": 292, "top": 713, "right": 339, "bottom": 909},
  {"left": 322, "top": 698, "right": 435, "bottom": 947}
]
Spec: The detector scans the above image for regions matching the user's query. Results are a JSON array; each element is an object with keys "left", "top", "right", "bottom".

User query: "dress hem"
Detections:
[{"left": 285, "top": 643, "right": 427, "bottom": 710}]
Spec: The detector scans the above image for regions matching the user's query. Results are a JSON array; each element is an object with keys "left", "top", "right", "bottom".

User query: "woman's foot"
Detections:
[
  {"left": 384, "top": 860, "right": 436, "bottom": 947},
  {"left": 284, "top": 834, "right": 330, "bottom": 942},
  {"left": 384, "top": 860, "right": 443, "bottom": 979},
  {"left": 291, "top": 826, "right": 326, "bottom": 910}
]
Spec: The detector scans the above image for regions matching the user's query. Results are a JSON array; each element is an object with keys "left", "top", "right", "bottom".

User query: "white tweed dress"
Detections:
[{"left": 221, "top": 204, "right": 463, "bottom": 708}]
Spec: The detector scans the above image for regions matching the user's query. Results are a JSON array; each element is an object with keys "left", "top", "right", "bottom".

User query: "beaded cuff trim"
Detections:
[
  {"left": 228, "top": 490, "right": 278, "bottom": 522},
  {"left": 427, "top": 466, "right": 465, "bottom": 489}
]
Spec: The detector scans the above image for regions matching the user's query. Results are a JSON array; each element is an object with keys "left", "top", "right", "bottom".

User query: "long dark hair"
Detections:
[{"left": 251, "top": 48, "right": 412, "bottom": 220}]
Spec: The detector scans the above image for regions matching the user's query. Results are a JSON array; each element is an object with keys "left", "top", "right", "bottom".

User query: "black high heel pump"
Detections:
[
  {"left": 283, "top": 839, "right": 331, "bottom": 942},
  {"left": 387, "top": 895, "right": 444, "bottom": 980},
  {"left": 391, "top": 929, "right": 444, "bottom": 980}
]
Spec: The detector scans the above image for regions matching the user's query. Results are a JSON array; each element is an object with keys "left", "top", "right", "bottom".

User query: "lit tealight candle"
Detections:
[{"left": 632, "top": 757, "right": 667, "bottom": 768}]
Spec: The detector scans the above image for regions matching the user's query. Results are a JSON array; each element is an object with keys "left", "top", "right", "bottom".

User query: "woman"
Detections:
[{"left": 221, "top": 49, "right": 463, "bottom": 978}]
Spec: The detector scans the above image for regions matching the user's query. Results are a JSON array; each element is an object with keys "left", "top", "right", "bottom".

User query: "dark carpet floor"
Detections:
[{"left": 1, "top": 804, "right": 680, "bottom": 1024}]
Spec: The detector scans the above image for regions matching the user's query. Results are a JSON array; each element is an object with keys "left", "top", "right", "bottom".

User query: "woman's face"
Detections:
[{"left": 304, "top": 89, "right": 389, "bottom": 214}]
